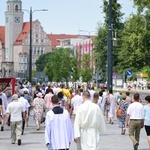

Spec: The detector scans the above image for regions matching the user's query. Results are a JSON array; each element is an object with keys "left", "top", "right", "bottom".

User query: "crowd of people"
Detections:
[{"left": 0, "top": 81, "right": 150, "bottom": 150}]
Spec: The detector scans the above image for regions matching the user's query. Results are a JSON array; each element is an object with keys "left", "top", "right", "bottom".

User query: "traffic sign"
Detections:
[{"left": 126, "top": 70, "right": 132, "bottom": 77}]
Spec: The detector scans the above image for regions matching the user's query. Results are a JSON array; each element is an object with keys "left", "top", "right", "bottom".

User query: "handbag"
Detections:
[{"left": 116, "top": 107, "right": 122, "bottom": 117}]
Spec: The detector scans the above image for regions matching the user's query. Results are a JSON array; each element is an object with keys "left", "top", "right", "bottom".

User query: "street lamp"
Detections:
[
  {"left": 79, "top": 30, "right": 96, "bottom": 38},
  {"left": 22, "top": 7, "right": 48, "bottom": 83},
  {"left": 107, "top": 0, "right": 113, "bottom": 91}
]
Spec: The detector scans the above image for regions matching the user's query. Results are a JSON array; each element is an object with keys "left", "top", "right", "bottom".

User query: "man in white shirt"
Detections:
[
  {"left": 126, "top": 93, "right": 144, "bottom": 150},
  {"left": 89, "top": 86, "right": 95, "bottom": 100},
  {"left": 6, "top": 94, "right": 25, "bottom": 145},
  {"left": 71, "top": 89, "right": 83, "bottom": 117},
  {"left": 18, "top": 93, "right": 30, "bottom": 135},
  {"left": 74, "top": 90, "right": 106, "bottom": 150}
]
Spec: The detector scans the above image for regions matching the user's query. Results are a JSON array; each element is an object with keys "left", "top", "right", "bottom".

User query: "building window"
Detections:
[
  {"left": 15, "top": 5, "right": 19, "bottom": 11},
  {"left": 41, "top": 39, "right": 43, "bottom": 43},
  {"left": 38, "top": 50, "right": 40, "bottom": 55},
  {"left": 36, "top": 39, "right": 38, "bottom": 43},
  {"left": 41, "top": 50, "right": 43, "bottom": 54},
  {"left": 36, "top": 34, "right": 38, "bottom": 38},
  {"left": 7, "top": 5, "right": 10, "bottom": 11}
]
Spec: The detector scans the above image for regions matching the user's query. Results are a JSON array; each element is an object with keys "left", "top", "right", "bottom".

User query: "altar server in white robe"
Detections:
[
  {"left": 74, "top": 90, "right": 106, "bottom": 150},
  {"left": 45, "top": 95, "right": 73, "bottom": 150}
]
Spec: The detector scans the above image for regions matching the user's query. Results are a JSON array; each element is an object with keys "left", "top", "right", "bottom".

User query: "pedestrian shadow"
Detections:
[{"left": 21, "top": 142, "right": 41, "bottom": 146}]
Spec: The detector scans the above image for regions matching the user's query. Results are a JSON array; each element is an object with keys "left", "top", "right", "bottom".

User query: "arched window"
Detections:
[{"left": 15, "top": 5, "right": 19, "bottom": 11}]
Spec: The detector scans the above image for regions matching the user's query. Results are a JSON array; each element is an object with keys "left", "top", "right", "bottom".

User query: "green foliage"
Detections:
[
  {"left": 118, "top": 13, "right": 150, "bottom": 73},
  {"left": 44, "top": 48, "right": 80, "bottom": 82},
  {"left": 35, "top": 52, "right": 51, "bottom": 71},
  {"left": 94, "top": 0, "right": 124, "bottom": 81},
  {"left": 80, "top": 54, "right": 93, "bottom": 82},
  {"left": 133, "top": 0, "right": 150, "bottom": 12}
]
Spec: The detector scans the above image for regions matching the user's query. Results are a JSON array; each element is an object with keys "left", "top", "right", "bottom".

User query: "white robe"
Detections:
[
  {"left": 45, "top": 109, "right": 73, "bottom": 149},
  {"left": 74, "top": 100, "right": 106, "bottom": 150},
  {"left": 108, "top": 94, "right": 115, "bottom": 118}
]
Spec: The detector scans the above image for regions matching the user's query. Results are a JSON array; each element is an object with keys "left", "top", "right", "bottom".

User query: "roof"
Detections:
[
  {"left": 14, "top": 21, "right": 34, "bottom": 45},
  {"left": 47, "top": 34, "right": 79, "bottom": 50},
  {"left": 0, "top": 26, "right": 5, "bottom": 48}
]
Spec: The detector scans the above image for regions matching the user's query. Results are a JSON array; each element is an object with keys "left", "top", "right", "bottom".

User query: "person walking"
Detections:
[
  {"left": 126, "top": 93, "right": 144, "bottom": 150},
  {"left": 32, "top": 92, "right": 45, "bottom": 130},
  {"left": 18, "top": 93, "right": 30, "bottom": 135},
  {"left": 117, "top": 94, "right": 128, "bottom": 135},
  {"left": 0, "top": 88, "right": 8, "bottom": 131},
  {"left": 44, "top": 88, "right": 54, "bottom": 114},
  {"left": 74, "top": 90, "right": 106, "bottom": 150},
  {"left": 6, "top": 94, "right": 25, "bottom": 145},
  {"left": 71, "top": 89, "right": 83, "bottom": 118},
  {"left": 45, "top": 95, "right": 73, "bottom": 150},
  {"left": 108, "top": 90, "right": 115, "bottom": 124},
  {"left": 0, "top": 98, "right": 4, "bottom": 130},
  {"left": 143, "top": 95, "right": 150, "bottom": 149}
]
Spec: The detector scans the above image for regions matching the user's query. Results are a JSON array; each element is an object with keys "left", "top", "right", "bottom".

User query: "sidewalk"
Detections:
[{"left": 1, "top": 115, "right": 149, "bottom": 150}]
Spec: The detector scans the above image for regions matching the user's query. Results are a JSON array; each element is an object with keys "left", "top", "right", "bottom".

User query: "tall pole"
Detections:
[
  {"left": 29, "top": 7, "right": 32, "bottom": 83},
  {"left": 107, "top": 0, "right": 113, "bottom": 91}
]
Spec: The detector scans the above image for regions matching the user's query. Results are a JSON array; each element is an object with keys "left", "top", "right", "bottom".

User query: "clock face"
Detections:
[{"left": 15, "top": 17, "right": 20, "bottom": 23}]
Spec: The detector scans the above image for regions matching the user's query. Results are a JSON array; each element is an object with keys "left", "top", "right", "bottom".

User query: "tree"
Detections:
[
  {"left": 94, "top": 0, "right": 124, "bottom": 81},
  {"left": 118, "top": 9, "right": 150, "bottom": 73},
  {"left": 44, "top": 48, "right": 80, "bottom": 82},
  {"left": 80, "top": 54, "right": 93, "bottom": 82},
  {"left": 35, "top": 52, "right": 51, "bottom": 71}
]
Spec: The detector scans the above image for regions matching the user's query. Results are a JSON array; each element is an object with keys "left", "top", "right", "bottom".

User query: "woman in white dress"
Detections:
[{"left": 108, "top": 90, "right": 115, "bottom": 124}]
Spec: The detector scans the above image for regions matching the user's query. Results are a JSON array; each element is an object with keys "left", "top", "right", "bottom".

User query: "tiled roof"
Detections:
[
  {"left": 14, "top": 21, "right": 34, "bottom": 45},
  {"left": 0, "top": 26, "right": 5, "bottom": 48},
  {"left": 47, "top": 34, "right": 96, "bottom": 50},
  {"left": 47, "top": 34, "right": 79, "bottom": 50}
]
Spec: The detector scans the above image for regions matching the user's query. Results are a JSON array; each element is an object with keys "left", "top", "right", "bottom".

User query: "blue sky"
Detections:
[{"left": 0, "top": 0, "right": 136, "bottom": 35}]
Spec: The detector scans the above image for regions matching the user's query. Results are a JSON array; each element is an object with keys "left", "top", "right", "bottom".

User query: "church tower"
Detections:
[
  {"left": 4, "top": 0, "right": 23, "bottom": 77},
  {"left": 5, "top": 0, "right": 23, "bottom": 62}
]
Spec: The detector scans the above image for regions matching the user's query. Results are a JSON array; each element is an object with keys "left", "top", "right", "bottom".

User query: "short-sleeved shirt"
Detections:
[
  {"left": 143, "top": 105, "right": 150, "bottom": 126},
  {"left": 7, "top": 100, "right": 25, "bottom": 122},
  {"left": 127, "top": 102, "right": 143, "bottom": 119}
]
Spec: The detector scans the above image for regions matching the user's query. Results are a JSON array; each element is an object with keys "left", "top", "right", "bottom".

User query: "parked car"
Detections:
[{"left": 99, "top": 83, "right": 107, "bottom": 89}]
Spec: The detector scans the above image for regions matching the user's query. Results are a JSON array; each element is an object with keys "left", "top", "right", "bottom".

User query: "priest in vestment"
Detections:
[
  {"left": 45, "top": 95, "right": 73, "bottom": 150},
  {"left": 74, "top": 90, "right": 106, "bottom": 150}
]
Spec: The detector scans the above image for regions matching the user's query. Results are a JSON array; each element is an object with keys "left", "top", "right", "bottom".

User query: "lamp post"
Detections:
[
  {"left": 29, "top": 7, "right": 48, "bottom": 83},
  {"left": 22, "top": 7, "right": 48, "bottom": 83},
  {"left": 107, "top": 0, "right": 113, "bottom": 91}
]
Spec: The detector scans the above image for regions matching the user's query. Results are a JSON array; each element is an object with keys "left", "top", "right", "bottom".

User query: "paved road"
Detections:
[{"left": 1, "top": 114, "right": 149, "bottom": 150}]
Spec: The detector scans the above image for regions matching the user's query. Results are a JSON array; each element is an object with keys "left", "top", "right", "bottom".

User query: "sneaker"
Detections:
[
  {"left": 1, "top": 126, "right": 4, "bottom": 131},
  {"left": 18, "top": 139, "right": 21, "bottom": 146},
  {"left": 133, "top": 143, "right": 139, "bottom": 150}
]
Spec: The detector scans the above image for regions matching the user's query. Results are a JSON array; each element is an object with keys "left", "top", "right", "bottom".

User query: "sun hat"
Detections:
[{"left": 36, "top": 92, "right": 43, "bottom": 98}]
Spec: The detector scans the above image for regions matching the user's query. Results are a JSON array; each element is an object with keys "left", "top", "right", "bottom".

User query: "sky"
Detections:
[{"left": 0, "top": 0, "right": 136, "bottom": 35}]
